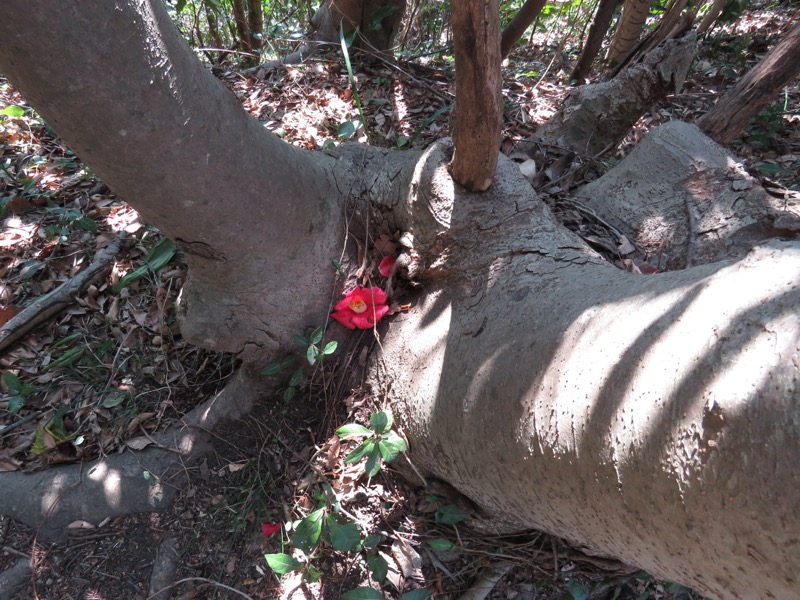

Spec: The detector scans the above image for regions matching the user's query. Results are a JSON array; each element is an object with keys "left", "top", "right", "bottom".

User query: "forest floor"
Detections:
[{"left": 1, "top": 7, "right": 799, "bottom": 600}]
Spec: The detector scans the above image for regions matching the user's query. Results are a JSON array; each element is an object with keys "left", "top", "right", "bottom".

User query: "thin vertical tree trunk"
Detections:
[
  {"left": 449, "top": 0, "right": 503, "bottom": 192},
  {"left": 204, "top": 0, "right": 225, "bottom": 52},
  {"left": 500, "top": 0, "right": 548, "bottom": 58},
  {"left": 698, "top": 20, "right": 800, "bottom": 145},
  {"left": 247, "top": 0, "right": 264, "bottom": 52},
  {"left": 606, "top": 0, "right": 653, "bottom": 66},
  {"left": 570, "top": 0, "right": 622, "bottom": 82},
  {"left": 697, "top": 0, "right": 727, "bottom": 33},
  {"left": 231, "top": 0, "right": 252, "bottom": 53}
]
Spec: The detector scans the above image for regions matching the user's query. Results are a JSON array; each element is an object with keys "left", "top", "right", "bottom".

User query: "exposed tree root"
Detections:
[
  {"left": 147, "top": 536, "right": 180, "bottom": 600},
  {"left": 0, "top": 366, "right": 269, "bottom": 542},
  {"left": 0, "top": 556, "right": 31, "bottom": 596}
]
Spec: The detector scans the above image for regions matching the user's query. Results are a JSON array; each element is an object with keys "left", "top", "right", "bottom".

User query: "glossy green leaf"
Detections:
[
  {"left": 325, "top": 515, "right": 361, "bottom": 552},
  {"left": 288, "top": 368, "right": 304, "bottom": 387},
  {"left": 114, "top": 237, "right": 175, "bottom": 291},
  {"left": 377, "top": 431, "right": 407, "bottom": 462},
  {"left": 344, "top": 439, "right": 375, "bottom": 463},
  {"left": 264, "top": 553, "right": 303, "bottom": 574},
  {"left": 341, "top": 587, "right": 383, "bottom": 600},
  {"left": 310, "top": 326, "right": 323, "bottom": 345},
  {"left": 261, "top": 362, "right": 283, "bottom": 375},
  {"left": 322, "top": 340, "right": 338, "bottom": 355},
  {"left": 305, "top": 564, "right": 322, "bottom": 582},
  {"left": 363, "top": 533, "right": 382, "bottom": 548},
  {"left": 293, "top": 508, "right": 325, "bottom": 553},
  {"left": 366, "top": 551, "right": 388, "bottom": 583},
  {"left": 293, "top": 334, "right": 308, "bottom": 347},
  {"left": 306, "top": 344, "right": 319, "bottom": 365},
  {"left": 365, "top": 445, "right": 382, "bottom": 477},
  {"left": 1, "top": 105, "right": 25, "bottom": 117},
  {"left": 435, "top": 504, "right": 469, "bottom": 525},
  {"left": 426, "top": 538, "right": 455, "bottom": 552},
  {"left": 369, "top": 410, "right": 393, "bottom": 435},
  {"left": 336, "top": 423, "right": 371, "bottom": 438}
]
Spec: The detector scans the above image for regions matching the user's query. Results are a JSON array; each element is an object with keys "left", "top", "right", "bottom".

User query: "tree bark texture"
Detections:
[
  {"left": 606, "top": 0, "right": 654, "bottom": 66},
  {"left": 570, "top": 0, "right": 622, "bottom": 82},
  {"left": 698, "top": 20, "right": 800, "bottom": 145},
  {"left": 499, "top": 0, "right": 547, "bottom": 59},
  {"left": 246, "top": 0, "right": 264, "bottom": 52},
  {"left": 0, "top": 0, "right": 344, "bottom": 364},
  {"left": 231, "top": 0, "right": 252, "bottom": 53},
  {"left": 697, "top": 0, "right": 727, "bottom": 33},
  {"left": 449, "top": 0, "right": 503, "bottom": 191},
  {"left": 311, "top": 0, "right": 407, "bottom": 51},
  {"left": 1, "top": 2, "right": 800, "bottom": 597},
  {"left": 370, "top": 139, "right": 800, "bottom": 600},
  {"left": 533, "top": 33, "right": 696, "bottom": 156}
]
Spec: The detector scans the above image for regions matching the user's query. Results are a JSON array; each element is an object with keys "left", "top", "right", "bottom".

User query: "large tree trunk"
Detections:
[
  {"left": 698, "top": 19, "right": 800, "bottom": 145},
  {"left": 1, "top": 2, "right": 800, "bottom": 598},
  {"left": 311, "top": 0, "right": 407, "bottom": 51}
]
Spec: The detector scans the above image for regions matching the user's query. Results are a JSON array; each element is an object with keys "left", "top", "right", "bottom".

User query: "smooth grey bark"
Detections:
[
  {"left": 374, "top": 140, "right": 800, "bottom": 599},
  {"left": 0, "top": 0, "right": 343, "bottom": 365},
  {"left": 0, "top": 2, "right": 799, "bottom": 598}
]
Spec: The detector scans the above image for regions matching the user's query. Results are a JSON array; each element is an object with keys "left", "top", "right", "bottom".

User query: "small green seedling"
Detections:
[
  {"left": 260, "top": 326, "right": 338, "bottom": 401},
  {"left": 2, "top": 372, "right": 36, "bottom": 414},
  {"left": 336, "top": 409, "right": 408, "bottom": 478}
]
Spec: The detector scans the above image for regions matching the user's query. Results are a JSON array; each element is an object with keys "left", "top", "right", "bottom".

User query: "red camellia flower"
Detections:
[
  {"left": 261, "top": 522, "right": 281, "bottom": 537},
  {"left": 331, "top": 286, "right": 389, "bottom": 329},
  {"left": 378, "top": 256, "right": 396, "bottom": 277}
]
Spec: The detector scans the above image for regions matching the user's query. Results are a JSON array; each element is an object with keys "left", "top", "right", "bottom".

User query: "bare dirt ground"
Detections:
[{"left": 1, "top": 7, "right": 798, "bottom": 599}]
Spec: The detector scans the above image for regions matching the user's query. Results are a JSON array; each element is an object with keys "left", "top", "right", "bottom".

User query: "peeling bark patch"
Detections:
[{"left": 176, "top": 238, "right": 227, "bottom": 261}]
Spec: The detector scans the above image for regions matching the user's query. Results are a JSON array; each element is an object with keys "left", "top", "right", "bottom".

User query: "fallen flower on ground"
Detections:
[
  {"left": 331, "top": 286, "right": 389, "bottom": 329},
  {"left": 261, "top": 522, "right": 281, "bottom": 537},
  {"left": 379, "top": 256, "right": 396, "bottom": 277}
]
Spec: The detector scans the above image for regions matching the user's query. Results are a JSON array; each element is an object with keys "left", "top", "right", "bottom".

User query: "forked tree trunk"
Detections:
[
  {"left": 1, "top": 2, "right": 800, "bottom": 599},
  {"left": 499, "top": 0, "right": 547, "bottom": 58},
  {"left": 698, "top": 20, "right": 800, "bottom": 145},
  {"left": 570, "top": 0, "right": 621, "bottom": 82},
  {"left": 449, "top": 0, "right": 503, "bottom": 191}
]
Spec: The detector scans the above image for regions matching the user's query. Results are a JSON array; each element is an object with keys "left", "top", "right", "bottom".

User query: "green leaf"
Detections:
[
  {"left": 1, "top": 105, "right": 25, "bottom": 117},
  {"left": 261, "top": 362, "right": 283, "bottom": 375},
  {"left": 398, "top": 590, "right": 431, "bottom": 600},
  {"left": 306, "top": 344, "right": 319, "bottom": 366},
  {"left": 310, "top": 327, "right": 323, "bottom": 345},
  {"left": 283, "top": 386, "right": 296, "bottom": 402},
  {"left": 305, "top": 564, "right": 322, "bottom": 582},
  {"left": 288, "top": 368, "right": 304, "bottom": 387},
  {"left": 363, "top": 533, "right": 382, "bottom": 548},
  {"left": 426, "top": 538, "right": 455, "bottom": 552},
  {"left": 322, "top": 340, "right": 338, "bottom": 355},
  {"left": 75, "top": 217, "right": 98, "bottom": 232},
  {"left": 365, "top": 445, "right": 382, "bottom": 477},
  {"left": 396, "top": 135, "right": 408, "bottom": 148},
  {"left": 377, "top": 431, "right": 407, "bottom": 462},
  {"left": 143, "top": 470, "right": 157, "bottom": 486},
  {"left": 336, "top": 423, "right": 371, "bottom": 438},
  {"left": 344, "top": 439, "right": 376, "bottom": 463},
  {"left": 293, "top": 508, "right": 325, "bottom": 553},
  {"left": 2, "top": 372, "right": 22, "bottom": 393},
  {"left": 369, "top": 410, "right": 393, "bottom": 435},
  {"left": 331, "top": 259, "right": 345, "bottom": 276},
  {"left": 369, "top": 4, "right": 400, "bottom": 30},
  {"left": 114, "top": 237, "right": 176, "bottom": 292},
  {"left": 341, "top": 587, "right": 384, "bottom": 600},
  {"left": 264, "top": 553, "right": 303, "bottom": 575},
  {"left": 435, "top": 504, "right": 469, "bottom": 525},
  {"left": 337, "top": 120, "right": 357, "bottom": 140},
  {"left": 565, "top": 581, "right": 590, "bottom": 600},
  {"left": 280, "top": 356, "right": 295, "bottom": 369},
  {"left": 8, "top": 395, "right": 25, "bottom": 415},
  {"left": 325, "top": 515, "right": 361, "bottom": 552},
  {"left": 293, "top": 334, "right": 308, "bottom": 347},
  {"left": 366, "top": 551, "right": 388, "bottom": 582}
]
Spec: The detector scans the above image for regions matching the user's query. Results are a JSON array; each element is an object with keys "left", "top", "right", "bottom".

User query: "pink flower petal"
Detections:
[
  {"left": 261, "top": 522, "right": 281, "bottom": 537},
  {"left": 379, "top": 256, "right": 396, "bottom": 277}
]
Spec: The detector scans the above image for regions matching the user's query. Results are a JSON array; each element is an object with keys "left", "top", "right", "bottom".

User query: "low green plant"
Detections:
[
  {"left": 261, "top": 325, "right": 338, "bottom": 401},
  {"left": 2, "top": 372, "right": 36, "bottom": 414},
  {"left": 336, "top": 409, "right": 408, "bottom": 477}
]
